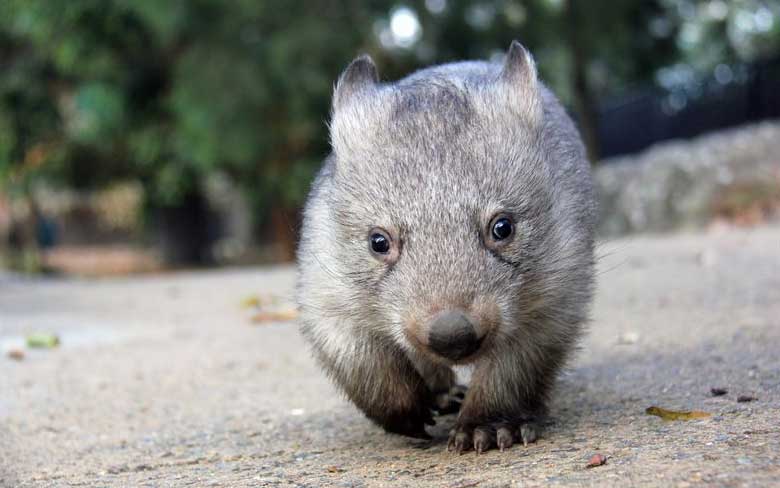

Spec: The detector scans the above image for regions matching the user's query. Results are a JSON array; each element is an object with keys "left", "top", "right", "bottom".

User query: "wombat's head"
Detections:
[{"left": 322, "top": 42, "right": 571, "bottom": 365}]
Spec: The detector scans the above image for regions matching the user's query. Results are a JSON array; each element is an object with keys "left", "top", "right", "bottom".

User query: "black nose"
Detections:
[{"left": 427, "top": 310, "right": 482, "bottom": 361}]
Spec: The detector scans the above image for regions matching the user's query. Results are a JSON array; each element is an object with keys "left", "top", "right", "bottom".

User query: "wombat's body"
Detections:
[{"left": 297, "top": 42, "right": 596, "bottom": 453}]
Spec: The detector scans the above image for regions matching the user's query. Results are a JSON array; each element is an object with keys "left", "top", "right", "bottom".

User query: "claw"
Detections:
[
  {"left": 473, "top": 428, "right": 492, "bottom": 455},
  {"left": 454, "top": 431, "right": 471, "bottom": 455},
  {"left": 448, "top": 420, "right": 538, "bottom": 454},
  {"left": 497, "top": 426, "right": 513, "bottom": 452},
  {"left": 519, "top": 423, "right": 537, "bottom": 447}
]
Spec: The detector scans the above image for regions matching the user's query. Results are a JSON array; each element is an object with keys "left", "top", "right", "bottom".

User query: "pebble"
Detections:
[{"left": 617, "top": 332, "right": 640, "bottom": 345}]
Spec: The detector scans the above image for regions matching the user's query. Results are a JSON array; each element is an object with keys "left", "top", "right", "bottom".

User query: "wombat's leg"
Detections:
[
  {"left": 447, "top": 347, "right": 555, "bottom": 454},
  {"left": 409, "top": 352, "right": 465, "bottom": 415},
  {"left": 313, "top": 335, "right": 435, "bottom": 439}
]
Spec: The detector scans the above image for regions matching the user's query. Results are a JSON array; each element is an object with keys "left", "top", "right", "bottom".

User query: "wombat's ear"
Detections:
[
  {"left": 333, "top": 54, "right": 379, "bottom": 112},
  {"left": 499, "top": 41, "right": 542, "bottom": 121}
]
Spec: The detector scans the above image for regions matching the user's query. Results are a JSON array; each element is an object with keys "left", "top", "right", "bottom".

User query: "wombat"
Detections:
[{"left": 297, "top": 41, "right": 596, "bottom": 454}]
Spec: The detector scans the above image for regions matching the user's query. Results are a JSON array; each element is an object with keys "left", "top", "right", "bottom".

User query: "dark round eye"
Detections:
[
  {"left": 491, "top": 216, "right": 514, "bottom": 241},
  {"left": 369, "top": 230, "right": 391, "bottom": 255}
]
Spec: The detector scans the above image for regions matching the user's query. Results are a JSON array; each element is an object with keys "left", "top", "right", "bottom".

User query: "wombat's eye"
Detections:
[
  {"left": 368, "top": 229, "right": 390, "bottom": 254},
  {"left": 368, "top": 227, "right": 400, "bottom": 264},
  {"left": 370, "top": 232, "right": 390, "bottom": 254},
  {"left": 490, "top": 215, "right": 514, "bottom": 241}
]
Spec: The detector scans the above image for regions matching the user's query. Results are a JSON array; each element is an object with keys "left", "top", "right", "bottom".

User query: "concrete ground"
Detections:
[{"left": 1, "top": 224, "right": 779, "bottom": 487}]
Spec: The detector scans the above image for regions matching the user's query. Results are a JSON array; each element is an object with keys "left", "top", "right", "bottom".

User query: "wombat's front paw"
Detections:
[
  {"left": 432, "top": 385, "right": 467, "bottom": 415},
  {"left": 380, "top": 407, "right": 436, "bottom": 440},
  {"left": 447, "top": 420, "right": 539, "bottom": 454}
]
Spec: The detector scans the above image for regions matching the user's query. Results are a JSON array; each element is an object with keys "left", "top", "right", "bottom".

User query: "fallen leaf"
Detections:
[
  {"left": 240, "top": 295, "right": 261, "bottom": 308},
  {"left": 737, "top": 395, "right": 757, "bottom": 403},
  {"left": 241, "top": 294, "right": 281, "bottom": 309},
  {"left": 586, "top": 453, "right": 607, "bottom": 468},
  {"left": 26, "top": 333, "right": 60, "bottom": 349},
  {"left": 326, "top": 466, "right": 345, "bottom": 473},
  {"left": 645, "top": 406, "right": 710, "bottom": 421},
  {"left": 710, "top": 388, "right": 728, "bottom": 397},
  {"left": 7, "top": 349, "right": 25, "bottom": 361},
  {"left": 250, "top": 309, "right": 298, "bottom": 323}
]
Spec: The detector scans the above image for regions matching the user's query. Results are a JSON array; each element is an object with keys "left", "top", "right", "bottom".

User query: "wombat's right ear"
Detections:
[{"left": 333, "top": 54, "right": 379, "bottom": 112}]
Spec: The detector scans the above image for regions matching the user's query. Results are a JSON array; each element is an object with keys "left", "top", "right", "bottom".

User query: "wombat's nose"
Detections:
[{"left": 427, "top": 310, "right": 483, "bottom": 361}]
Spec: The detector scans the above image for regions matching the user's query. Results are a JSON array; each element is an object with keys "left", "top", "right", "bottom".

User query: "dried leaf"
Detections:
[
  {"left": 250, "top": 309, "right": 298, "bottom": 323},
  {"left": 645, "top": 406, "right": 710, "bottom": 421},
  {"left": 240, "top": 295, "right": 261, "bottom": 308},
  {"left": 7, "top": 349, "right": 25, "bottom": 361},
  {"left": 586, "top": 453, "right": 607, "bottom": 468},
  {"left": 26, "top": 333, "right": 60, "bottom": 349},
  {"left": 326, "top": 466, "right": 345, "bottom": 473},
  {"left": 242, "top": 294, "right": 283, "bottom": 310}
]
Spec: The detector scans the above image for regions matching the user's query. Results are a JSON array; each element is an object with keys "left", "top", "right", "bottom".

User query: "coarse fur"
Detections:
[{"left": 296, "top": 41, "right": 597, "bottom": 453}]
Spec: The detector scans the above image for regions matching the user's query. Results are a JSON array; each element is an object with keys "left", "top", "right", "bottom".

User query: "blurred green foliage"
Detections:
[
  {"left": 1, "top": 0, "right": 778, "bottom": 234},
  {"left": 0, "top": 0, "right": 372, "bottom": 212}
]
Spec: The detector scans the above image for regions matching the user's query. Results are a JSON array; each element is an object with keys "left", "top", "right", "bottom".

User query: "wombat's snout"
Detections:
[{"left": 427, "top": 310, "right": 484, "bottom": 361}]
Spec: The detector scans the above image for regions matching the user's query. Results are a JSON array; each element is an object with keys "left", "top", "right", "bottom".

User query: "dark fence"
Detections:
[{"left": 596, "top": 57, "right": 780, "bottom": 159}]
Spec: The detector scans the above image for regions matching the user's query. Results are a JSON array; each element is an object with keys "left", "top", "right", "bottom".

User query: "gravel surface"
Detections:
[{"left": 2, "top": 225, "right": 779, "bottom": 487}]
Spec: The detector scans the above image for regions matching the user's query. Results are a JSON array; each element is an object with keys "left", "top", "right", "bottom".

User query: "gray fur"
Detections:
[{"left": 296, "top": 41, "right": 596, "bottom": 448}]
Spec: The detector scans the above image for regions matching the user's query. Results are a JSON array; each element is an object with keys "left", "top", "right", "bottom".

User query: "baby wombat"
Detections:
[{"left": 297, "top": 41, "right": 596, "bottom": 454}]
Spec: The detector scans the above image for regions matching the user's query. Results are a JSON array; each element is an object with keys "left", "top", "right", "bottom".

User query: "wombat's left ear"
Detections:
[
  {"left": 499, "top": 41, "right": 542, "bottom": 121},
  {"left": 333, "top": 54, "right": 379, "bottom": 113}
]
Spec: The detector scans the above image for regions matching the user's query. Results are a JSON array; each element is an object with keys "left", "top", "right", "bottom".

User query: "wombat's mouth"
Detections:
[{"left": 410, "top": 333, "right": 491, "bottom": 365}]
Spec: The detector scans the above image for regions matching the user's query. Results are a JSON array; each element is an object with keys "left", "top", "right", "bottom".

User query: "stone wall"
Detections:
[{"left": 595, "top": 121, "right": 780, "bottom": 237}]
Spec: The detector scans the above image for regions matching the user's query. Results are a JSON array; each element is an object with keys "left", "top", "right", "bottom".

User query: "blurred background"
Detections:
[{"left": 1, "top": 0, "right": 779, "bottom": 275}]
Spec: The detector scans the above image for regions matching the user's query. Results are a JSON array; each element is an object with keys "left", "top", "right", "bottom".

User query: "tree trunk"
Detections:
[
  {"left": 565, "top": 0, "right": 601, "bottom": 163},
  {"left": 269, "top": 205, "right": 298, "bottom": 262},
  {"left": 154, "top": 186, "right": 216, "bottom": 267}
]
